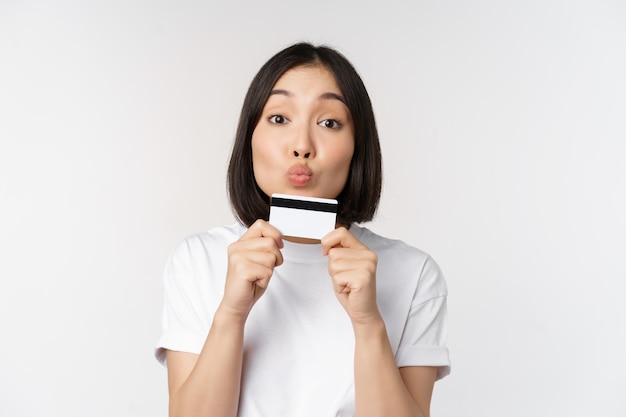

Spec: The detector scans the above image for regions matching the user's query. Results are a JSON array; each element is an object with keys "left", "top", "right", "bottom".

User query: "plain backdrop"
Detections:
[{"left": 1, "top": 0, "right": 625, "bottom": 416}]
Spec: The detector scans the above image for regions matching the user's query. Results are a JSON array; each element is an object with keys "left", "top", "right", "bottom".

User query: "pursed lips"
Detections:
[{"left": 287, "top": 164, "right": 313, "bottom": 186}]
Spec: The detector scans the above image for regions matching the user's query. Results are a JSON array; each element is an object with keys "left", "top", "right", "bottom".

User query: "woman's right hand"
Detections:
[{"left": 220, "top": 219, "right": 284, "bottom": 319}]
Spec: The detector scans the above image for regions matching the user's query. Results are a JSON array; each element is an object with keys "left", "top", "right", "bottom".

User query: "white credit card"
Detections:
[{"left": 269, "top": 193, "right": 338, "bottom": 240}]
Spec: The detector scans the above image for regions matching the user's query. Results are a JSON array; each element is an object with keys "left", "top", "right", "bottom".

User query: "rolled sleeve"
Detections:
[{"left": 395, "top": 255, "right": 451, "bottom": 380}]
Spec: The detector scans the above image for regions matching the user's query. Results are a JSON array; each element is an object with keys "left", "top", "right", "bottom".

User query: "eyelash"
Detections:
[
  {"left": 268, "top": 115, "right": 288, "bottom": 124},
  {"left": 267, "top": 115, "right": 342, "bottom": 131},
  {"left": 319, "top": 119, "right": 342, "bottom": 129}
]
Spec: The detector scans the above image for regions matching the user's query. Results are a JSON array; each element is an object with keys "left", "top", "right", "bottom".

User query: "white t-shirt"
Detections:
[{"left": 156, "top": 223, "right": 450, "bottom": 416}]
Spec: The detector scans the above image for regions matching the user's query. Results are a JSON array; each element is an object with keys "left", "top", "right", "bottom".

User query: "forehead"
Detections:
[{"left": 272, "top": 65, "right": 341, "bottom": 94}]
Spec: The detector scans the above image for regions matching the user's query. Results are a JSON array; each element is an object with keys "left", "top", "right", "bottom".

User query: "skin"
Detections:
[
  {"left": 165, "top": 65, "right": 438, "bottom": 417},
  {"left": 251, "top": 65, "right": 355, "bottom": 201}
]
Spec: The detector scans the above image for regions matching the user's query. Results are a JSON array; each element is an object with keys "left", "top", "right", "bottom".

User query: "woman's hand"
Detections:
[
  {"left": 322, "top": 227, "right": 380, "bottom": 325},
  {"left": 221, "top": 219, "right": 284, "bottom": 319}
]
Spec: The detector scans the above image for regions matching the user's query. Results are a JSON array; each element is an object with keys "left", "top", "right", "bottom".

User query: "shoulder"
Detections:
[
  {"left": 352, "top": 225, "right": 448, "bottom": 299},
  {"left": 172, "top": 223, "right": 246, "bottom": 255},
  {"left": 166, "top": 223, "right": 247, "bottom": 273},
  {"left": 352, "top": 224, "right": 430, "bottom": 264}
]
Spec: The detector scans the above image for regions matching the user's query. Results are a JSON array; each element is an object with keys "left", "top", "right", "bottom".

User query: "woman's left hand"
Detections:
[{"left": 321, "top": 227, "right": 381, "bottom": 325}]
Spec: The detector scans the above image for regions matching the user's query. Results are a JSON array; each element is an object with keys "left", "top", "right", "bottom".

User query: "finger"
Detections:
[
  {"left": 254, "top": 276, "right": 271, "bottom": 290},
  {"left": 329, "top": 268, "right": 377, "bottom": 295},
  {"left": 229, "top": 249, "right": 282, "bottom": 274},
  {"left": 331, "top": 277, "right": 350, "bottom": 296},
  {"left": 326, "top": 245, "right": 377, "bottom": 275},
  {"left": 230, "top": 236, "right": 272, "bottom": 253},
  {"left": 321, "top": 227, "right": 368, "bottom": 255},
  {"left": 241, "top": 219, "right": 284, "bottom": 248},
  {"left": 327, "top": 247, "right": 377, "bottom": 262},
  {"left": 328, "top": 257, "right": 372, "bottom": 275},
  {"left": 242, "top": 262, "right": 275, "bottom": 285},
  {"left": 330, "top": 272, "right": 372, "bottom": 300},
  {"left": 229, "top": 236, "right": 284, "bottom": 267}
]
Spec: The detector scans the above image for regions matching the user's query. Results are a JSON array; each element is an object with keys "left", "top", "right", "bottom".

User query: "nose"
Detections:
[{"left": 291, "top": 124, "right": 314, "bottom": 159}]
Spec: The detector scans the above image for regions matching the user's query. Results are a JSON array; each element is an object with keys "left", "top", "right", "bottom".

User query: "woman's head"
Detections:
[{"left": 227, "top": 42, "right": 382, "bottom": 227}]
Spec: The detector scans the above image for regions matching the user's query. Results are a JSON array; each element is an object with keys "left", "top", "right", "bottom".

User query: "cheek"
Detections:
[
  {"left": 334, "top": 142, "right": 355, "bottom": 176},
  {"left": 251, "top": 134, "right": 264, "bottom": 176},
  {"left": 324, "top": 142, "right": 354, "bottom": 196},
  {"left": 252, "top": 141, "right": 276, "bottom": 167},
  {"left": 251, "top": 129, "right": 267, "bottom": 162},
  {"left": 251, "top": 131, "right": 279, "bottom": 191}
]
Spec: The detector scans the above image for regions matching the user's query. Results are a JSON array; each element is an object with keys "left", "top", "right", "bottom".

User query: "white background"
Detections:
[{"left": 1, "top": 0, "right": 625, "bottom": 416}]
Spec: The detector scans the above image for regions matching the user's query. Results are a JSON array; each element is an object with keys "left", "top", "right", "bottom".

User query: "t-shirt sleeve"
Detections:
[
  {"left": 154, "top": 238, "right": 213, "bottom": 366},
  {"left": 395, "top": 255, "right": 451, "bottom": 380}
]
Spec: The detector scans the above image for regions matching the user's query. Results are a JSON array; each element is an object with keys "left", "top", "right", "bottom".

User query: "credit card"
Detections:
[{"left": 269, "top": 193, "right": 338, "bottom": 240}]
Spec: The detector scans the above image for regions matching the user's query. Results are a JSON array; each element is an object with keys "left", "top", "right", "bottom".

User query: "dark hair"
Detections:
[{"left": 227, "top": 42, "right": 382, "bottom": 227}]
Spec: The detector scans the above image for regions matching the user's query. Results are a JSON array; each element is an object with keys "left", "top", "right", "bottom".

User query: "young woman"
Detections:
[{"left": 155, "top": 42, "right": 450, "bottom": 417}]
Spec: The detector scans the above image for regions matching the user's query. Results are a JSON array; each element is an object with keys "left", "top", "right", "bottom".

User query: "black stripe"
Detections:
[{"left": 271, "top": 197, "right": 337, "bottom": 213}]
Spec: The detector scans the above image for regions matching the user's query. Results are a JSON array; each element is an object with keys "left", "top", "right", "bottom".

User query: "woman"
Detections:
[{"left": 155, "top": 42, "right": 450, "bottom": 417}]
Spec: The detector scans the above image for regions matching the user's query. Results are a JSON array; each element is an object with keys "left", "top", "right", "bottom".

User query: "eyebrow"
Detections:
[{"left": 269, "top": 89, "right": 347, "bottom": 105}]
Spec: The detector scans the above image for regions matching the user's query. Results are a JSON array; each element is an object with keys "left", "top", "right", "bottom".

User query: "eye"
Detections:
[
  {"left": 269, "top": 115, "right": 288, "bottom": 124},
  {"left": 319, "top": 119, "right": 342, "bottom": 129}
]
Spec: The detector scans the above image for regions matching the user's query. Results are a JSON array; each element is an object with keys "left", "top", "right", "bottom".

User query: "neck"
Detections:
[
  {"left": 283, "top": 236, "right": 321, "bottom": 244},
  {"left": 282, "top": 222, "right": 351, "bottom": 244}
]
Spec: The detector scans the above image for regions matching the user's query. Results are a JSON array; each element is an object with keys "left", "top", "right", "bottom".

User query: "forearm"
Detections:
[
  {"left": 169, "top": 307, "right": 246, "bottom": 417},
  {"left": 353, "top": 317, "right": 425, "bottom": 417}
]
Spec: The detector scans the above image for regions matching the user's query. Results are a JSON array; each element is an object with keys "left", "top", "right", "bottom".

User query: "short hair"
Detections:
[{"left": 227, "top": 42, "right": 382, "bottom": 227}]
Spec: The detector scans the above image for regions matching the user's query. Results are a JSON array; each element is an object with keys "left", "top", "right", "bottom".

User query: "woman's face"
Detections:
[{"left": 251, "top": 65, "right": 355, "bottom": 200}]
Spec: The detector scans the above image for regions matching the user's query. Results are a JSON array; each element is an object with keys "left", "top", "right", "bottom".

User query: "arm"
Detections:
[
  {"left": 322, "top": 228, "right": 437, "bottom": 417},
  {"left": 353, "top": 318, "right": 437, "bottom": 417},
  {"left": 166, "top": 220, "right": 283, "bottom": 417},
  {"left": 166, "top": 309, "right": 245, "bottom": 417}
]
